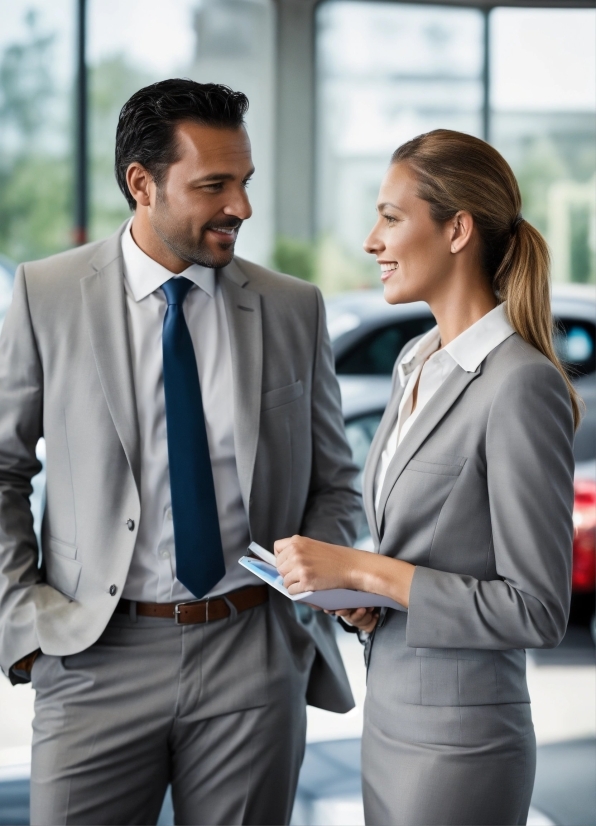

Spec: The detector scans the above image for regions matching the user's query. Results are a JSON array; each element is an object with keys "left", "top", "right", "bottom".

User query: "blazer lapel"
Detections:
[
  {"left": 219, "top": 259, "right": 263, "bottom": 515},
  {"left": 81, "top": 227, "right": 141, "bottom": 494},
  {"left": 376, "top": 363, "right": 482, "bottom": 533},
  {"left": 362, "top": 380, "right": 405, "bottom": 549}
]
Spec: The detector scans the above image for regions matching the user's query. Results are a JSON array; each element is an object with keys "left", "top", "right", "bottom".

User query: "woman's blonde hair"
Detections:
[{"left": 392, "top": 128, "right": 582, "bottom": 429}]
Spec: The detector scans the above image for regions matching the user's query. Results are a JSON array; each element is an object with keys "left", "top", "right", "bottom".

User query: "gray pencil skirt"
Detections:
[{"left": 361, "top": 693, "right": 536, "bottom": 826}]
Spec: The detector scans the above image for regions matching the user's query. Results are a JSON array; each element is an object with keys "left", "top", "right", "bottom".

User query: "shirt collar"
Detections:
[
  {"left": 397, "top": 302, "right": 514, "bottom": 386},
  {"left": 398, "top": 325, "right": 441, "bottom": 387},
  {"left": 444, "top": 303, "right": 514, "bottom": 372},
  {"left": 121, "top": 219, "right": 215, "bottom": 302}
]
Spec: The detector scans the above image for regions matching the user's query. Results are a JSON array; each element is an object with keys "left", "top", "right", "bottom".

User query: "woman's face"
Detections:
[{"left": 363, "top": 162, "right": 453, "bottom": 305}]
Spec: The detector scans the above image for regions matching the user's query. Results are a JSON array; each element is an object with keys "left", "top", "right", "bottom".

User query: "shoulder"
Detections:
[
  {"left": 19, "top": 237, "right": 108, "bottom": 289},
  {"left": 485, "top": 334, "right": 573, "bottom": 427},
  {"left": 485, "top": 333, "right": 567, "bottom": 390},
  {"left": 231, "top": 256, "right": 320, "bottom": 302}
]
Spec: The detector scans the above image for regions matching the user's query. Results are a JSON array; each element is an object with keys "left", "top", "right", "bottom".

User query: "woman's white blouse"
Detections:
[{"left": 374, "top": 303, "right": 515, "bottom": 511}]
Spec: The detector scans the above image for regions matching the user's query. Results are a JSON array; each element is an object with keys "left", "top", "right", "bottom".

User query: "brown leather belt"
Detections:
[{"left": 115, "top": 584, "right": 268, "bottom": 625}]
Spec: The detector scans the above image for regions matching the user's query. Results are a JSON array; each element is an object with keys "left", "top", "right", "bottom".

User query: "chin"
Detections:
[{"left": 382, "top": 280, "right": 416, "bottom": 306}]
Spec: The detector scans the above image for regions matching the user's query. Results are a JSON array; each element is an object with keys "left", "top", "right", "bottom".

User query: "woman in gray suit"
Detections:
[{"left": 275, "top": 130, "right": 578, "bottom": 826}]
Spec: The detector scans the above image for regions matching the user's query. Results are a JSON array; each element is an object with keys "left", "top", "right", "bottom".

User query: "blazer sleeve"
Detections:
[
  {"left": 299, "top": 286, "right": 362, "bottom": 547},
  {"left": 0, "top": 265, "right": 45, "bottom": 675},
  {"left": 406, "top": 360, "right": 575, "bottom": 650}
]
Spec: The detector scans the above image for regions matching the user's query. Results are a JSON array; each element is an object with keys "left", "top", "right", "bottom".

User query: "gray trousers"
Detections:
[{"left": 30, "top": 602, "right": 313, "bottom": 825}]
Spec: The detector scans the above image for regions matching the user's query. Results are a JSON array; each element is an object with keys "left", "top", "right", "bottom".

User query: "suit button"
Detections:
[
  {"left": 127, "top": 519, "right": 135, "bottom": 531},
  {"left": 109, "top": 585, "right": 118, "bottom": 596}
]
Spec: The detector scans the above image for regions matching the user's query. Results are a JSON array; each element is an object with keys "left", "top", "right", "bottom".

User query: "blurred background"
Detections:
[
  {"left": 0, "top": 2, "right": 594, "bottom": 825},
  {"left": 0, "top": 0, "right": 594, "bottom": 290}
]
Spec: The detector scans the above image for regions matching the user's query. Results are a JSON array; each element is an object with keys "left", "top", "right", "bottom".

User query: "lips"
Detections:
[
  {"left": 379, "top": 263, "right": 398, "bottom": 281},
  {"left": 207, "top": 226, "right": 238, "bottom": 239}
]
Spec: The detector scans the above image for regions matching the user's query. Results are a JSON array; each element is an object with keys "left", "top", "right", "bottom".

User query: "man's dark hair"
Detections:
[{"left": 115, "top": 78, "right": 249, "bottom": 210}]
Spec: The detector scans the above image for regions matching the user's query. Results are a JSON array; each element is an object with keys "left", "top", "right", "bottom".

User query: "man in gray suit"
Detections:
[{"left": 0, "top": 79, "right": 360, "bottom": 825}]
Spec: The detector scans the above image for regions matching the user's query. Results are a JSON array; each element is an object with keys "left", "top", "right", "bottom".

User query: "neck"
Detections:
[
  {"left": 428, "top": 274, "right": 498, "bottom": 347},
  {"left": 130, "top": 209, "right": 190, "bottom": 274}
]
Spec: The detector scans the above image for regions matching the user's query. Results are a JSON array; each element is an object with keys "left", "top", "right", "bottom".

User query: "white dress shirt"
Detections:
[
  {"left": 121, "top": 221, "right": 255, "bottom": 602},
  {"left": 374, "top": 303, "right": 515, "bottom": 510}
]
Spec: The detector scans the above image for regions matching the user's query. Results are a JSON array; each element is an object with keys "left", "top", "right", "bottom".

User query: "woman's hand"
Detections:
[
  {"left": 331, "top": 607, "right": 379, "bottom": 634},
  {"left": 274, "top": 535, "right": 357, "bottom": 594},
  {"left": 274, "top": 534, "right": 417, "bottom": 609}
]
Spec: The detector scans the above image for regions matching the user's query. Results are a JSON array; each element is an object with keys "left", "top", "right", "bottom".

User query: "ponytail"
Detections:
[
  {"left": 392, "top": 129, "right": 583, "bottom": 431},
  {"left": 495, "top": 220, "right": 582, "bottom": 430}
]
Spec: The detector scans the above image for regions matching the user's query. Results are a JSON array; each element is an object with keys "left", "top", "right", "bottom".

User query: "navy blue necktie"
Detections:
[{"left": 162, "top": 277, "right": 225, "bottom": 599}]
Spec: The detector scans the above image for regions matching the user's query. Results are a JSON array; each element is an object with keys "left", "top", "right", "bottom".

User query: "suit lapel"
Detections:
[
  {"left": 219, "top": 259, "right": 263, "bottom": 514},
  {"left": 362, "top": 380, "right": 405, "bottom": 548},
  {"left": 81, "top": 226, "right": 141, "bottom": 494},
  {"left": 376, "top": 364, "right": 482, "bottom": 533}
]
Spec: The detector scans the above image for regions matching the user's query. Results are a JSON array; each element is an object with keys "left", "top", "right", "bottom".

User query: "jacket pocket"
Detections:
[
  {"left": 415, "top": 648, "right": 499, "bottom": 706},
  {"left": 45, "top": 539, "right": 82, "bottom": 599},
  {"left": 261, "top": 380, "right": 303, "bottom": 412},
  {"left": 47, "top": 536, "right": 77, "bottom": 559},
  {"left": 406, "top": 454, "right": 466, "bottom": 477}
]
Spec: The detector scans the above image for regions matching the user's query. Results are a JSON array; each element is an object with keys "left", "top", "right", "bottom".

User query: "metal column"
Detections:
[
  {"left": 482, "top": 7, "right": 491, "bottom": 143},
  {"left": 274, "top": 0, "right": 318, "bottom": 241},
  {"left": 74, "top": 0, "right": 88, "bottom": 246}
]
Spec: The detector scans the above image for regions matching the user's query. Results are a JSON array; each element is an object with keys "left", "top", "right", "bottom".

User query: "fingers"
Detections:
[{"left": 273, "top": 535, "right": 303, "bottom": 557}]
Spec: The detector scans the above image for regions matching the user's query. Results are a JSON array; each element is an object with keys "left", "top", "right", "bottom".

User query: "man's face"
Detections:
[{"left": 149, "top": 121, "right": 254, "bottom": 269}]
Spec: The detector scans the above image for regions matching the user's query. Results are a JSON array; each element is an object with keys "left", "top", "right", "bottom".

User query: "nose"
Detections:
[
  {"left": 224, "top": 185, "right": 253, "bottom": 221},
  {"left": 363, "top": 221, "right": 384, "bottom": 255}
]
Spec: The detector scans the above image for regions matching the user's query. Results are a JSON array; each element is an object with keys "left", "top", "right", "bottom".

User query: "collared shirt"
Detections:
[
  {"left": 121, "top": 220, "right": 255, "bottom": 602},
  {"left": 374, "top": 303, "right": 515, "bottom": 510}
]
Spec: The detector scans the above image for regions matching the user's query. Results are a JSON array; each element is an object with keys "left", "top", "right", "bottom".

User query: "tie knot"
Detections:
[{"left": 162, "top": 277, "right": 193, "bottom": 306}]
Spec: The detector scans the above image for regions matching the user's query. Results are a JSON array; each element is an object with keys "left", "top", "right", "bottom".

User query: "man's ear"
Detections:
[{"left": 126, "top": 162, "right": 153, "bottom": 208}]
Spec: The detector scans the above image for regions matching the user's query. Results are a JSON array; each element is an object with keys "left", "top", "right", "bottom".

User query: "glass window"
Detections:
[
  {"left": 0, "top": 2, "right": 75, "bottom": 264},
  {"left": 490, "top": 8, "right": 596, "bottom": 285},
  {"left": 316, "top": 1, "right": 484, "bottom": 293},
  {"left": 88, "top": 0, "right": 275, "bottom": 265}
]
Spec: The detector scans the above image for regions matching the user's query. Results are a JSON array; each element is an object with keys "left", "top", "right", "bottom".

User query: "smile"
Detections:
[
  {"left": 379, "top": 262, "right": 398, "bottom": 281},
  {"left": 207, "top": 227, "right": 238, "bottom": 237}
]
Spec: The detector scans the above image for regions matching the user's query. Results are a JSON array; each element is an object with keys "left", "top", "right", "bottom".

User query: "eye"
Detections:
[
  {"left": 242, "top": 178, "right": 252, "bottom": 189},
  {"left": 382, "top": 213, "right": 398, "bottom": 224}
]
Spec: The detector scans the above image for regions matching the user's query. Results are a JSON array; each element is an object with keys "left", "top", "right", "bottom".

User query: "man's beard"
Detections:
[{"left": 151, "top": 196, "right": 242, "bottom": 269}]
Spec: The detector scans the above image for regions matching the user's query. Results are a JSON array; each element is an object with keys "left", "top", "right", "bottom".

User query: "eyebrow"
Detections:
[
  {"left": 377, "top": 201, "right": 404, "bottom": 212},
  {"left": 190, "top": 169, "right": 255, "bottom": 185}
]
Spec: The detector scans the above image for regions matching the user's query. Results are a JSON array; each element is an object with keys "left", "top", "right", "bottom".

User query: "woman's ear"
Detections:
[{"left": 450, "top": 211, "right": 474, "bottom": 254}]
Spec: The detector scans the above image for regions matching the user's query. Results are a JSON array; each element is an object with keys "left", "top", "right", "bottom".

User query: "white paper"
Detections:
[{"left": 240, "top": 543, "right": 406, "bottom": 612}]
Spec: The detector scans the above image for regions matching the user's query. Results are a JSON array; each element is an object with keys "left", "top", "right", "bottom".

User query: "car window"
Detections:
[
  {"left": 345, "top": 413, "right": 383, "bottom": 482},
  {"left": 345, "top": 412, "right": 384, "bottom": 543},
  {"left": 554, "top": 318, "right": 596, "bottom": 377},
  {"left": 336, "top": 317, "right": 435, "bottom": 375}
]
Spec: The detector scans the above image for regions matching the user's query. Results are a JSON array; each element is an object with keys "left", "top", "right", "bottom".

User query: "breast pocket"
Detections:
[
  {"left": 261, "top": 380, "right": 303, "bottom": 412},
  {"left": 406, "top": 453, "right": 466, "bottom": 477}
]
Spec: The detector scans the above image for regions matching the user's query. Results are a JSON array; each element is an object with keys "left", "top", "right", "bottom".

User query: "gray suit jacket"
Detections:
[
  {"left": 363, "top": 333, "right": 575, "bottom": 707},
  {"left": 0, "top": 223, "right": 360, "bottom": 711}
]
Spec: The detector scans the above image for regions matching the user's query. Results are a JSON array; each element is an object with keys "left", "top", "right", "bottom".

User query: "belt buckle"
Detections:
[{"left": 174, "top": 599, "right": 203, "bottom": 625}]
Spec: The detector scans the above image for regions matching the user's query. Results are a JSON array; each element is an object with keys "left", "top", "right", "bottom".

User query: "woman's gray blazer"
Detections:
[{"left": 360, "top": 332, "right": 575, "bottom": 826}]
